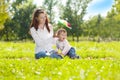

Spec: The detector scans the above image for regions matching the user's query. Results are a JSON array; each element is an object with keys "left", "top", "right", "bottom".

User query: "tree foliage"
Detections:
[
  {"left": 0, "top": 0, "right": 120, "bottom": 41},
  {"left": 42, "top": 0, "right": 58, "bottom": 23},
  {"left": 59, "top": 0, "right": 92, "bottom": 41},
  {"left": 0, "top": 0, "right": 9, "bottom": 30},
  {"left": 0, "top": 0, "right": 36, "bottom": 41}
]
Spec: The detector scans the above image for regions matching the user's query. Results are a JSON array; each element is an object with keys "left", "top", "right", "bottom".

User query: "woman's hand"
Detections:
[{"left": 53, "top": 33, "right": 58, "bottom": 38}]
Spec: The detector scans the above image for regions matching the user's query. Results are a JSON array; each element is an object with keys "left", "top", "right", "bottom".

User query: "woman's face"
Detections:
[{"left": 37, "top": 13, "right": 46, "bottom": 24}]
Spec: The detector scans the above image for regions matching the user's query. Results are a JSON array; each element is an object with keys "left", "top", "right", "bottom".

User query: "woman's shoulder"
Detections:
[{"left": 30, "top": 27, "right": 36, "bottom": 31}]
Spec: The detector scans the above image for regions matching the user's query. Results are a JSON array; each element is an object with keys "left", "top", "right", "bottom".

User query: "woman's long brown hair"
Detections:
[{"left": 30, "top": 9, "right": 50, "bottom": 33}]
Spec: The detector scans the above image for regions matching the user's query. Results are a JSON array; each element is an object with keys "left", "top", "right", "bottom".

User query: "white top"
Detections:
[
  {"left": 30, "top": 24, "right": 54, "bottom": 54},
  {"left": 55, "top": 38, "right": 71, "bottom": 55}
]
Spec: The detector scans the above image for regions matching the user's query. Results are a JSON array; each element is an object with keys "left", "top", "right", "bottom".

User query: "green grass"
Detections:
[{"left": 0, "top": 41, "right": 120, "bottom": 80}]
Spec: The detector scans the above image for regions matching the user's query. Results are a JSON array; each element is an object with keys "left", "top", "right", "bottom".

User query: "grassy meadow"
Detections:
[{"left": 0, "top": 41, "right": 120, "bottom": 80}]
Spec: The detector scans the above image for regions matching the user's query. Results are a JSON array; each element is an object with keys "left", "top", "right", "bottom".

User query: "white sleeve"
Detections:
[
  {"left": 30, "top": 27, "right": 45, "bottom": 46},
  {"left": 51, "top": 38, "right": 58, "bottom": 44},
  {"left": 55, "top": 39, "right": 59, "bottom": 52},
  {"left": 62, "top": 39, "right": 71, "bottom": 55},
  {"left": 45, "top": 37, "right": 55, "bottom": 44},
  {"left": 48, "top": 24, "right": 58, "bottom": 45},
  {"left": 49, "top": 23, "right": 53, "bottom": 36}
]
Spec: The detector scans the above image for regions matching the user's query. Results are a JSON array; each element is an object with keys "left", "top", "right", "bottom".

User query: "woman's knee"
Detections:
[{"left": 35, "top": 51, "right": 47, "bottom": 59}]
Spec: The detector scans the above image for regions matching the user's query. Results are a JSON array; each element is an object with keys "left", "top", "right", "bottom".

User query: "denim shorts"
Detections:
[{"left": 35, "top": 50, "right": 62, "bottom": 59}]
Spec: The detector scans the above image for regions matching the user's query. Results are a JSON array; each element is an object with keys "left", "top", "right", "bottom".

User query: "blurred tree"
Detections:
[
  {"left": 59, "top": 0, "right": 92, "bottom": 41},
  {"left": 14, "top": 1, "right": 36, "bottom": 40},
  {"left": 82, "top": 0, "right": 120, "bottom": 41},
  {"left": 83, "top": 15, "right": 104, "bottom": 41},
  {"left": 42, "top": 0, "right": 58, "bottom": 24},
  {"left": 1, "top": 0, "right": 36, "bottom": 41},
  {"left": 0, "top": 0, "right": 9, "bottom": 30},
  {"left": 106, "top": 0, "right": 120, "bottom": 41}
]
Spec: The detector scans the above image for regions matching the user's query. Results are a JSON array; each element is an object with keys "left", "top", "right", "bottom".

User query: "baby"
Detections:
[{"left": 54, "top": 28, "right": 80, "bottom": 59}]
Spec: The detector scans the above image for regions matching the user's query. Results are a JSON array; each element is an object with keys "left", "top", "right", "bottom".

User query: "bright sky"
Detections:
[
  {"left": 84, "top": 0, "right": 114, "bottom": 20},
  {"left": 33, "top": 0, "right": 114, "bottom": 20}
]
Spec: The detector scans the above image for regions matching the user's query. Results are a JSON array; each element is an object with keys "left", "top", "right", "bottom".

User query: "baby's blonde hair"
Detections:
[{"left": 56, "top": 28, "right": 67, "bottom": 36}]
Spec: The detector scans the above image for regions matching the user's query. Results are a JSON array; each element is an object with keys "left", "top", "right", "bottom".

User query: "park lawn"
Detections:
[{"left": 0, "top": 41, "right": 120, "bottom": 80}]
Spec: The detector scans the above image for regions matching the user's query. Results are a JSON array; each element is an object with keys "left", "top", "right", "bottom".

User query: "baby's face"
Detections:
[{"left": 58, "top": 32, "right": 67, "bottom": 41}]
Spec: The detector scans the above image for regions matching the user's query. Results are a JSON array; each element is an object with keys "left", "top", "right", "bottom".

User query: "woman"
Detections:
[{"left": 30, "top": 9, "right": 62, "bottom": 59}]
